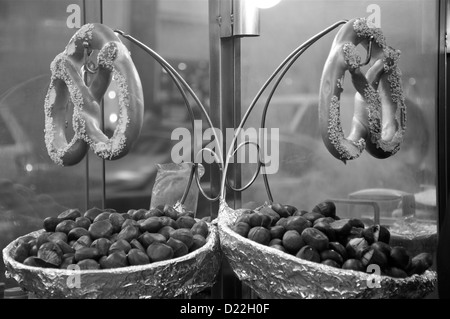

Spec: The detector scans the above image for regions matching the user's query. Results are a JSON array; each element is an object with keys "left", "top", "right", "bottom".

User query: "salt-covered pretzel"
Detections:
[
  {"left": 44, "top": 23, "right": 144, "bottom": 166},
  {"left": 318, "top": 18, "right": 406, "bottom": 163}
]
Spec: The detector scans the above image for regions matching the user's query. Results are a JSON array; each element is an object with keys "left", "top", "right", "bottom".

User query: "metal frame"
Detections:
[
  {"left": 82, "top": 0, "right": 105, "bottom": 211},
  {"left": 437, "top": 0, "right": 449, "bottom": 300},
  {"left": 209, "top": 0, "right": 245, "bottom": 299}
]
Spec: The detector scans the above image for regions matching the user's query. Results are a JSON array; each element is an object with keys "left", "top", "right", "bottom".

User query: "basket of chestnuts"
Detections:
[
  {"left": 218, "top": 199, "right": 437, "bottom": 299},
  {"left": 3, "top": 205, "right": 221, "bottom": 299}
]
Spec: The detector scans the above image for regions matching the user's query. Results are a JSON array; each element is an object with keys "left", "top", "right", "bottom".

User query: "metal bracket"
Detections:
[{"left": 219, "top": 0, "right": 260, "bottom": 38}]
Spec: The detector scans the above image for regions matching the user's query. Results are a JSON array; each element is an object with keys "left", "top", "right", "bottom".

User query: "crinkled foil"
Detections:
[
  {"left": 3, "top": 223, "right": 221, "bottom": 299},
  {"left": 218, "top": 201, "right": 436, "bottom": 299}
]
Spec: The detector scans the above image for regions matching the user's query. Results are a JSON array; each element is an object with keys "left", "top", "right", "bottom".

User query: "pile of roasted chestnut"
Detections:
[
  {"left": 232, "top": 201, "right": 433, "bottom": 278},
  {"left": 10, "top": 206, "right": 210, "bottom": 270}
]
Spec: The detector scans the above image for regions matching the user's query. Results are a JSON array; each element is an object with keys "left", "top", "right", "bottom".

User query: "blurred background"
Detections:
[{"left": 0, "top": 0, "right": 439, "bottom": 286}]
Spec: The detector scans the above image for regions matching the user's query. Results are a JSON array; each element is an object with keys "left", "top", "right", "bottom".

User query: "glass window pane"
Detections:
[
  {"left": 100, "top": 0, "right": 210, "bottom": 214},
  {"left": 240, "top": 0, "right": 438, "bottom": 252},
  {"left": 0, "top": 0, "right": 87, "bottom": 285}
]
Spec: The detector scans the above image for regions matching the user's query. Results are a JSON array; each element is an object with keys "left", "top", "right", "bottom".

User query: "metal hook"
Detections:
[
  {"left": 82, "top": 41, "right": 98, "bottom": 74},
  {"left": 359, "top": 36, "right": 374, "bottom": 67}
]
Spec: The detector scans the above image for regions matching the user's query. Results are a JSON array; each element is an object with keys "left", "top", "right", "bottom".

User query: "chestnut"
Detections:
[
  {"left": 163, "top": 205, "right": 178, "bottom": 220},
  {"left": 248, "top": 227, "right": 271, "bottom": 246},
  {"left": 322, "top": 259, "right": 341, "bottom": 268},
  {"left": 270, "top": 202, "right": 290, "bottom": 218},
  {"left": 283, "top": 204, "right": 298, "bottom": 216},
  {"left": 93, "top": 212, "right": 112, "bottom": 223},
  {"left": 127, "top": 248, "right": 150, "bottom": 265},
  {"left": 372, "top": 241, "right": 392, "bottom": 257},
  {"left": 37, "top": 242, "right": 63, "bottom": 266},
  {"left": 285, "top": 216, "right": 310, "bottom": 235},
  {"left": 329, "top": 242, "right": 348, "bottom": 260},
  {"left": 189, "top": 234, "right": 207, "bottom": 252},
  {"left": 74, "top": 217, "right": 91, "bottom": 230},
  {"left": 301, "top": 228, "right": 329, "bottom": 252},
  {"left": 360, "top": 246, "right": 388, "bottom": 269},
  {"left": 296, "top": 245, "right": 320, "bottom": 263},
  {"left": 389, "top": 246, "right": 411, "bottom": 270},
  {"left": 269, "top": 225, "right": 286, "bottom": 239},
  {"left": 362, "top": 225, "right": 390, "bottom": 245},
  {"left": 43, "top": 216, "right": 61, "bottom": 232},
  {"left": 109, "top": 239, "right": 132, "bottom": 254},
  {"left": 258, "top": 206, "right": 280, "bottom": 225},
  {"left": 235, "top": 214, "right": 251, "bottom": 225},
  {"left": 302, "top": 212, "right": 325, "bottom": 224},
  {"left": 282, "top": 230, "right": 305, "bottom": 254},
  {"left": 269, "top": 238, "right": 282, "bottom": 246},
  {"left": 320, "top": 249, "right": 343, "bottom": 265},
  {"left": 342, "top": 259, "right": 365, "bottom": 272},
  {"left": 314, "top": 221, "right": 336, "bottom": 242},
  {"left": 407, "top": 253, "right": 433, "bottom": 276},
  {"left": 346, "top": 237, "right": 369, "bottom": 259},
  {"left": 91, "top": 238, "right": 112, "bottom": 256},
  {"left": 312, "top": 201, "right": 336, "bottom": 218},
  {"left": 166, "top": 238, "right": 189, "bottom": 258},
  {"left": 58, "top": 209, "right": 81, "bottom": 221},
  {"left": 74, "top": 247, "right": 101, "bottom": 262},
  {"left": 329, "top": 219, "right": 352, "bottom": 237},
  {"left": 84, "top": 207, "right": 103, "bottom": 222},
  {"left": 385, "top": 267, "right": 408, "bottom": 278},
  {"left": 249, "top": 212, "right": 271, "bottom": 228},
  {"left": 275, "top": 217, "right": 288, "bottom": 228},
  {"left": 77, "top": 259, "right": 100, "bottom": 270}
]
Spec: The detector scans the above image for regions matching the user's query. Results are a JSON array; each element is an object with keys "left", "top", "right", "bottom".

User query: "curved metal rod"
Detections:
[
  {"left": 115, "top": 30, "right": 196, "bottom": 149},
  {"left": 359, "top": 35, "right": 374, "bottom": 67},
  {"left": 259, "top": 44, "right": 314, "bottom": 203},
  {"left": 115, "top": 29, "right": 223, "bottom": 164},
  {"left": 225, "top": 140, "right": 263, "bottom": 193},
  {"left": 259, "top": 24, "right": 336, "bottom": 203},
  {"left": 220, "top": 20, "right": 348, "bottom": 200},
  {"left": 260, "top": 21, "right": 376, "bottom": 203},
  {"left": 194, "top": 148, "right": 222, "bottom": 202},
  {"left": 115, "top": 30, "right": 224, "bottom": 203}
]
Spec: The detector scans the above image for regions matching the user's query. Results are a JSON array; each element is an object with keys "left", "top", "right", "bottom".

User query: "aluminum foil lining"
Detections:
[
  {"left": 3, "top": 222, "right": 221, "bottom": 299},
  {"left": 218, "top": 201, "right": 437, "bottom": 299}
]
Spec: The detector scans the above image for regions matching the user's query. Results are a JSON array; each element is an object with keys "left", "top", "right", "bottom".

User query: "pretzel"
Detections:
[
  {"left": 44, "top": 23, "right": 144, "bottom": 166},
  {"left": 318, "top": 18, "right": 406, "bottom": 163}
]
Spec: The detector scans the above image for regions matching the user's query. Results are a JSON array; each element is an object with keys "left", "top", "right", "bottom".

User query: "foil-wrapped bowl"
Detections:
[
  {"left": 218, "top": 201, "right": 437, "bottom": 299},
  {"left": 3, "top": 222, "right": 221, "bottom": 299}
]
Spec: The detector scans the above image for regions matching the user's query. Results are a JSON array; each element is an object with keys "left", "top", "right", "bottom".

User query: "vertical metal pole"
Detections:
[
  {"left": 209, "top": 0, "right": 222, "bottom": 222},
  {"left": 100, "top": 1, "right": 106, "bottom": 210},
  {"left": 437, "top": 0, "right": 449, "bottom": 299},
  {"left": 209, "top": 0, "right": 224, "bottom": 299},
  {"left": 210, "top": 0, "right": 259, "bottom": 299},
  {"left": 83, "top": 0, "right": 105, "bottom": 209},
  {"left": 221, "top": 35, "right": 242, "bottom": 208}
]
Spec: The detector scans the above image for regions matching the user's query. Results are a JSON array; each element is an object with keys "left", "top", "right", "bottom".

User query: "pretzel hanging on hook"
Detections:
[
  {"left": 44, "top": 23, "right": 144, "bottom": 166},
  {"left": 318, "top": 18, "right": 406, "bottom": 163}
]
